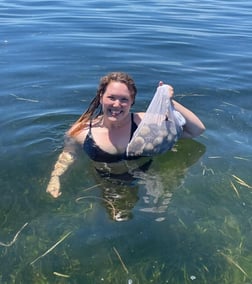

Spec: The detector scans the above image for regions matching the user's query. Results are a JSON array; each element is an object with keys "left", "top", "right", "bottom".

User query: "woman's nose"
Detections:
[{"left": 113, "top": 99, "right": 121, "bottom": 106}]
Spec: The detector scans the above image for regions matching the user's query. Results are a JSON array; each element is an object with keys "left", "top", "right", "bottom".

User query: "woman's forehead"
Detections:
[{"left": 105, "top": 81, "right": 131, "bottom": 95}]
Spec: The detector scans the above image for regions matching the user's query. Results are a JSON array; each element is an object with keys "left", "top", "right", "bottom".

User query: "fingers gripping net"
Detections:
[{"left": 126, "top": 85, "right": 185, "bottom": 157}]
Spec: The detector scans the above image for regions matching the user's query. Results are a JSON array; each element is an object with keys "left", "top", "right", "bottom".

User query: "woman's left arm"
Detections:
[
  {"left": 158, "top": 82, "right": 205, "bottom": 138},
  {"left": 172, "top": 99, "right": 206, "bottom": 138}
]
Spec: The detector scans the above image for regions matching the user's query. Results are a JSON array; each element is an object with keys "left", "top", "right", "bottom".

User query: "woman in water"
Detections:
[{"left": 46, "top": 72, "right": 205, "bottom": 198}]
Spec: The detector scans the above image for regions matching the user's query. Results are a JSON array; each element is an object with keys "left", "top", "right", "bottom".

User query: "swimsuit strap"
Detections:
[
  {"left": 87, "top": 118, "right": 93, "bottom": 136},
  {"left": 130, "top": 113, "right": 137, "bottom": 140},
  {"left": 89, "top": 114, "right": 136, "bottom": 138}
]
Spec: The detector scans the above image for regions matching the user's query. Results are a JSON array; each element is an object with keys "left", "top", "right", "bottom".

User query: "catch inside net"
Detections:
[{"left": 126, "top": 84, "right": 185, "bottom": 157}]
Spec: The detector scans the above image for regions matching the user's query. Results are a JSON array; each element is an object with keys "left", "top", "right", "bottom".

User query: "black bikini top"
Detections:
[{"left": 83, "top": 113, "right": 138, "bottom": 163}]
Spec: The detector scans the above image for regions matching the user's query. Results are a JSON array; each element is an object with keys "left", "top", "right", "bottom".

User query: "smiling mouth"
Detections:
[{"left": 109, "top": 109, "right": 123, "bottom": 116}]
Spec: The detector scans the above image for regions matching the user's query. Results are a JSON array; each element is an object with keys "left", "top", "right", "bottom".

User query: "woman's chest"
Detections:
[{"left": 92, "top": 126, "right": 131, "bottom": 154}]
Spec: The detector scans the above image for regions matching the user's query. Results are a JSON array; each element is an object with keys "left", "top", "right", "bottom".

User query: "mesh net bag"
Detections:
[{"left": 126, "top": 85, "right": 185, "bottom": 157}]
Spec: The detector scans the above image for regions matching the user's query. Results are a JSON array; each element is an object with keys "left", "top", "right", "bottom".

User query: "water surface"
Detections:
[{"left": 1, "top": 0, "right": 252, "bottom": 283}]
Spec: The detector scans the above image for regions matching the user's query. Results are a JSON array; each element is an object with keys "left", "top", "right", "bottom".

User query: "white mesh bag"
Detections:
[{"left": 126, "top": 85, "right": 185, "bottom": 157}]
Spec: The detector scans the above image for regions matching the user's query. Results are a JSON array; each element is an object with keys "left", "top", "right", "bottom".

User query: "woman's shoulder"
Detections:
[
  {"left": 133, "top": 112, "right": 145, "bottom": 125},
  {"left": 67, "top": 122, "right": 89, "bottom": 144},
  {"left": 67, "top": 116, "right": 103, "bottom": 144}
]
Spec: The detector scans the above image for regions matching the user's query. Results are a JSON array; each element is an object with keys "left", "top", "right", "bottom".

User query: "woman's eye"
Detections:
[{"left": 107, "top": 96, "right": 128, "bottom": 103}]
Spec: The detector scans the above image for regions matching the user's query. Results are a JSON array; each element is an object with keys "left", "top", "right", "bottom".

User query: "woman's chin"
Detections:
[{"left": 107, "top": 111, "right": 124, "bottom": 120}]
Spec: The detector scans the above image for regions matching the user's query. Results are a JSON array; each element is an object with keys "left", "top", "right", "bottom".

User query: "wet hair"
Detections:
[{"left": 68, "top": 72, "right": 137, "bottom": 136}]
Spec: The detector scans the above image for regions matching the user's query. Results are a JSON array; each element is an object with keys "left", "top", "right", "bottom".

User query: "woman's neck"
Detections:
[{"left": 101, "top": 113, "right": 131, "bottom": 129}]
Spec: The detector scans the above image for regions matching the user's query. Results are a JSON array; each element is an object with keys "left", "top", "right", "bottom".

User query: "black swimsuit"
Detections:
[{"left": 83, "top": 113, "right": 138, "bottom": 163}]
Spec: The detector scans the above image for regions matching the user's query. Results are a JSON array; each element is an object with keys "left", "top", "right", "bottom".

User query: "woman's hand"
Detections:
[
  {"left": 159, "top": 81, "right": 205, "bottom": 137},
  {"left": 159, "top": 81, "right": 174, "bottom": 98},
  {"left": 46, "top": 176, "right": 62, "bottom": 198}
]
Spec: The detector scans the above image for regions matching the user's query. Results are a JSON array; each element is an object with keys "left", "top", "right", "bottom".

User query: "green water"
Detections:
[{"left": 1, "top": 137, "right": 252, "bottom": 283}]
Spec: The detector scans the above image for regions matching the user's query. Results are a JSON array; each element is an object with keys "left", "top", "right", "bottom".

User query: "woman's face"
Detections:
[{"left": 100, "top": 81, "right": 134, "bottom": 123}]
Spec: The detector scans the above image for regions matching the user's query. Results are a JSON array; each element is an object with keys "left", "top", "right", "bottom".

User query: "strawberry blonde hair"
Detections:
[{"left": 68, "top": 72, "right": 137, "bottom": 137}]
